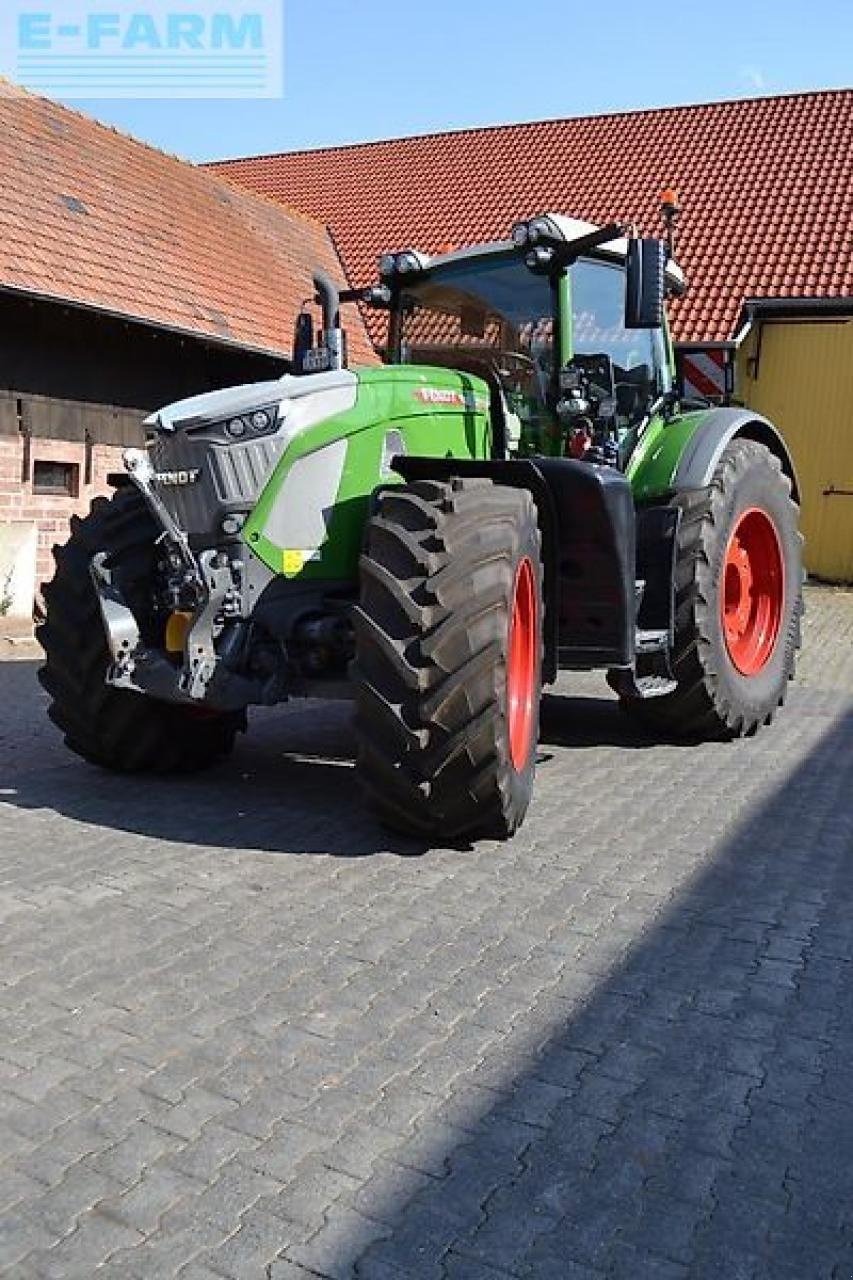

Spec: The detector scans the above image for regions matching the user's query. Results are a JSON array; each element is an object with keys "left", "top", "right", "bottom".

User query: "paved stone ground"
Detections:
[{"left": 1, "top": 585, "right": 852, "bottom": 1280}]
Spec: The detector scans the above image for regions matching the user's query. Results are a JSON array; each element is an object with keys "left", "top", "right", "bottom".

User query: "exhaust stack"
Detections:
[{"left": 313, "top": 270, "right": 347, "bottom": 371}]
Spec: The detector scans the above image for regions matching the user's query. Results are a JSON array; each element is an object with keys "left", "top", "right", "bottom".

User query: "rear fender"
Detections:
[
  {"left": 631, "top": 407, "right": 800, "bottom": 503},
  {"left": 672, "top": 408, "right": 800, "bottom": 501}
]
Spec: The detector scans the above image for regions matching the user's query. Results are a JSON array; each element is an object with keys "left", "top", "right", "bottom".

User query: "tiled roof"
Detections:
[
  {"left": 0, "top": 82, "right": 375, "bottom": 364},
  {"left": 210, "top": 90, "right": 853, "bottom": 345}
]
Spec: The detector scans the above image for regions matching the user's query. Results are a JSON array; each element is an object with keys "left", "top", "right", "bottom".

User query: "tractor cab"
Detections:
[{"left": 375, "top": 215, "right": 686, "bottom": 470}]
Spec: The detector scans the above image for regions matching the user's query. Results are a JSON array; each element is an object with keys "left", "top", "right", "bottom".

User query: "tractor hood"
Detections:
[
  {"left": 137, "top": 368, "right": 361, "bottom": 545},
  {"left": 144, "top": 369, "right": 358, "bottom": 433}
]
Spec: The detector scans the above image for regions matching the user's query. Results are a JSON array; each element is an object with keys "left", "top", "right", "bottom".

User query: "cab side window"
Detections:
[{"left": 570, "top": 258, "right": 670, "bottom": 423}]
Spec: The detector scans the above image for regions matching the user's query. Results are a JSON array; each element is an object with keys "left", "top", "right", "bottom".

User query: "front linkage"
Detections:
[{"left": 90, "top": 448, "right": 273, "bottom": 712}]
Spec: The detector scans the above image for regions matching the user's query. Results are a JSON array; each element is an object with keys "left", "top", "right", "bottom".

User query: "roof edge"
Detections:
[
  {"left": 0, "top": 283, "right": 291, "bottom": 362},
  {"left": 675, "top": 340, "right": 737, "bottom": 350},
  {"left": 732, "top": 294, "right": 853, "bottom": 345},
  {"left": 205, "top": 86, "right": 852, "bottom": 167},
  {"left": 740, "top": 294, "right": 853, "bottom": 315}
]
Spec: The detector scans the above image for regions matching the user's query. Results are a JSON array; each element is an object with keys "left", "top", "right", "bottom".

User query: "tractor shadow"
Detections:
[
  {"left": 3, "top": 661, "right": 674, "bottom": 858},
  {"left": 539, "top": 690, "right": 660, "bottom": 750},
  {"left": 2, "top": 659, "right": 411, "bottom": 858}
]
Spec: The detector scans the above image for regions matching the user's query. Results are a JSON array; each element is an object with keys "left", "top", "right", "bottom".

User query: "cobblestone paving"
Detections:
[{"left": 0, "top": 585, "right": 852, "bottom": 1279}]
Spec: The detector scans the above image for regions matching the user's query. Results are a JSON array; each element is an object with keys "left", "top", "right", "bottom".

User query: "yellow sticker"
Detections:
[{"left": 282, "top": 549, "right": 307, "bottom": 575}]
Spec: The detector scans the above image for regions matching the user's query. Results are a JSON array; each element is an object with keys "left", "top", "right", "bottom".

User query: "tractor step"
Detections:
[
  {"left": 631, "top": 673, "right": 677, "bottom": 698},
  {"left": 635, "top": 628, "right": 669, "bottom": 653},
  {"left": 607, "top": 670, "right": 676, "bottom": 701},
  {"left": 607, "top": 626, "right": 676, "bottom": 701},
  {"left": 608, "top": 668, "right": 677, "bottom": 700}
]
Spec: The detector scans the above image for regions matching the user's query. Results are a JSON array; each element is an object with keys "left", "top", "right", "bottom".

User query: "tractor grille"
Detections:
[{"left": 149, "top": 432, "right": 284, "bottom": 539}]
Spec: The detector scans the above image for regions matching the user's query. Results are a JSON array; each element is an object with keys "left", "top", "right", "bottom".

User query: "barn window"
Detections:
[{"left": 33, "top": 460, "right": 80, "bottom": 497}]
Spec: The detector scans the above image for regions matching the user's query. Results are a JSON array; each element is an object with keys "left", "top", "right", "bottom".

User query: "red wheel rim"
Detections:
[
  {"left": 507, "top": 557, "right": 538, "bottom": 771},
  {"left": 720, "top": 507, "right": 784, "bottom": 676}
]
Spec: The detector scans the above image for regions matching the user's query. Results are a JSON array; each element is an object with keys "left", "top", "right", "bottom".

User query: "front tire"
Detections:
[
  {"left": 622, "top": 439, "right": 803, "bottom": 739},
  {"left": 353, "top": 478, "right": 543, "bottom": 841},
  {"left": 38, "top": 489, "right": 244, "bottom": 772}
]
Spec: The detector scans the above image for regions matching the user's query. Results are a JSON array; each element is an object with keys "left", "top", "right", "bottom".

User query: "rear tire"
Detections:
[
  {"left": 38, "top": 488, "right": 244, "bottom": 772},
  {"left": 353, "top": 477, "right": 543, "bottom": 841},
  {"left": 621, "top": 439, "right": 803, "bottom": 739}
]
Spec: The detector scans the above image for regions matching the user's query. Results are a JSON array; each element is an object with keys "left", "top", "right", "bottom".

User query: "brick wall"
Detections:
[{"left": 0, "top": 433, "right": 128, "bottom": 603}]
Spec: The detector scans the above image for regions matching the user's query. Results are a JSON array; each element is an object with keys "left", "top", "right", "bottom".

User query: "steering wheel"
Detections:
[{"left": 494, "top": 350, "right": 538, "bottom": 374}]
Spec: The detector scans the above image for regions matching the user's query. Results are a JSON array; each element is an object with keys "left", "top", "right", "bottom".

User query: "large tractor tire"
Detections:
[
  {"left": 38, "top": 488, "right": 243, "bottom": 772},
  {"left": 353, "top": 477, "right": 543, "bottom": 841},
  {"left": 623, "top": 439, "right": 802, "bottom": 739}
]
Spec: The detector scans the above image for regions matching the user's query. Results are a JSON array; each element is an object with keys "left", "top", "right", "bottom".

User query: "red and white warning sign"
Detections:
[{"left": 682, "top": 348, "right": 728, "bottom": 400}]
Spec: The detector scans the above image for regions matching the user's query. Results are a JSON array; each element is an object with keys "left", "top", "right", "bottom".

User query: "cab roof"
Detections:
[{"left": 401, "top": 215, "right": 687, "bottom": 292}]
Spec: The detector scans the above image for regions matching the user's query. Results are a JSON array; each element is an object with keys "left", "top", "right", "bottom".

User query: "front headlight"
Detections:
[
  {"left": 218, "top": 405, "right": 279, "bottom": 441},
  {"left": 377, "top": 249, "right": 429, "bottom": 279},
  {"left": 395, "top": 251, "right": 421, "bottom": 275},
  {"left": 526, "top": 217, "right": 554, "bottom": 245}
]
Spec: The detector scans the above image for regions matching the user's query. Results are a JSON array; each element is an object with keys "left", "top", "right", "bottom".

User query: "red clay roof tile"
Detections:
[
  {"left": 210, "top": 90, "right": 853, "bottom": 345},
  {"left": 0, "top": 83, "right": 375, "bottom": 364}
]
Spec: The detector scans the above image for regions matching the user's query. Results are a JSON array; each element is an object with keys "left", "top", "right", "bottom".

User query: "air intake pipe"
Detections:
[{"left": 313, "top": 270, "right": 347, "bottom": 370}]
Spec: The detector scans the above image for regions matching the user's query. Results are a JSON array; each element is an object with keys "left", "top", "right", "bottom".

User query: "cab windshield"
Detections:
[
  {"left": 394, "top": 253, "right": 556, "bottom": 449},
  {"left": 389, "top": 249, "right": 672, "bottom": 459}
]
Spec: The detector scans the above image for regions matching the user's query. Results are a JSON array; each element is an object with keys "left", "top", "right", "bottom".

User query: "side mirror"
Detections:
[
  {"left": 292, "top": 310, "right": 314, "bottom": 374},
  {"left": 625, "top": 238, "right": 666, "bottom": 329}
]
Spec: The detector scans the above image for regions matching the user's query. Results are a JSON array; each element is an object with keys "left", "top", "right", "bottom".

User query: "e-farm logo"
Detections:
[{"left": 1, "top": 0, "right": 283, "bottom": 98}]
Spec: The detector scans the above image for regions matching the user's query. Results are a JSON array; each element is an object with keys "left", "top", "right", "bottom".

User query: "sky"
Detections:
[{"left": 39, "top": 0, "right": 853, "bottom": 162}]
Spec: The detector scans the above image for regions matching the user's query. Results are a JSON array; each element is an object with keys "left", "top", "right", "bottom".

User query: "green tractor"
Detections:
[{"left": 39, "top": 210, "right": 803, "bottom": 840}]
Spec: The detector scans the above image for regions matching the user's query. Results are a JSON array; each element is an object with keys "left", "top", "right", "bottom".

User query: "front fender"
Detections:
[{"left": 629, "top": 407, "right": 800, "bottom": 503}]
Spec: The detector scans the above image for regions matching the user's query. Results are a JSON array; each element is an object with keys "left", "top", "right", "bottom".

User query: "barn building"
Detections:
[{"left": 0, "top": 82, "right": 372, "bottom": 627}]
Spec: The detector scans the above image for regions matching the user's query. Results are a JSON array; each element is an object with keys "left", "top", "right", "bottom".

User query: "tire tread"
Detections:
[
  {"left": 624, "top": 439, "right": 802, "bottom": 739},
  {"left": 353, "top": 477, "right": 542, "bottom": 840}
]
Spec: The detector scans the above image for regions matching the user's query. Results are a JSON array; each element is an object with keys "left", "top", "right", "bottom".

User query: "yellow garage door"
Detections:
[{"left": 738, "top": 319, "right": 853, "bottom": 582}]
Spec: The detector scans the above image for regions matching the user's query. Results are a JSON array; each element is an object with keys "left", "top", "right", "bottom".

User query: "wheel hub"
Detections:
[{"left": 721, "top": 507, "right": 784, "bottom": 676}]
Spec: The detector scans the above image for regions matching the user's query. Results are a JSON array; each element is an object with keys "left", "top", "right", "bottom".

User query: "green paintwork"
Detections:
[
  {"left": 626, "top": 408, "right": 709, "bottom": 501},
  {"left": 243, "top": 364, "right": 491, "bottom": 581},
  {"left": 621, "top": 301, "right": 716, "bottom": 501},
  {"left": 558, "top": 272, "right": 572, "bottom": 367}
]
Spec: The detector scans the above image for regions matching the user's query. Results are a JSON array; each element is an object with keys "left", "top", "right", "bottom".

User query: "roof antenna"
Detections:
[{"left": 660, "top": 187, "right": 680, "bottom": 260}]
